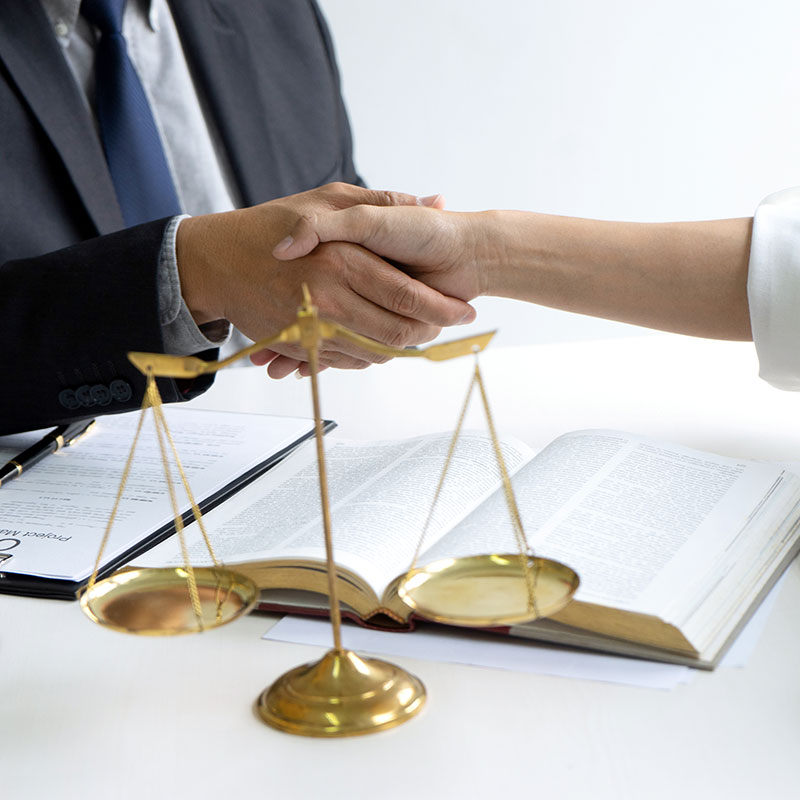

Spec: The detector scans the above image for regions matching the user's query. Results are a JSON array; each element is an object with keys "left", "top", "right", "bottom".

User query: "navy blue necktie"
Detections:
[{"left": 82, "top": 0, "right": 182, "bottom": 227}]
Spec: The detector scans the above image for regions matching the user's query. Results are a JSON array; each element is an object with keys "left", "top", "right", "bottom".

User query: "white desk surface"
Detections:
[{"left": 3, "top": 334, "right": 799, "bottom": 800}]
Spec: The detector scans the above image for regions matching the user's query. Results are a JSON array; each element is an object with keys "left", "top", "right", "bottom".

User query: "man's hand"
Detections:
[
  {"left": 271, "top": 203, "right": 489, "bottom": 304},
  {"left": 176, "top": 184, "right": 476, "bottom": 377}
]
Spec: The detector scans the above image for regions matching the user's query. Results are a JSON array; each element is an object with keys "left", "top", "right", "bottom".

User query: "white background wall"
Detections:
[{"left": 320, "top": 0, "right": 800, "bottom": 346}]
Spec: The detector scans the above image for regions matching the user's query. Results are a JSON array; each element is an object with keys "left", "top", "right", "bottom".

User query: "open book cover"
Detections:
[
  {"left": 141, "top": 428, "right": 800, "bottom": 669},
  {"left": 0, "top": 408, "right": 324, "bottom": 599}
]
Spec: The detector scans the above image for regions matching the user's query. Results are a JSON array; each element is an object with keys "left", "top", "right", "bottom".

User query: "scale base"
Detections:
[{"left": 257, "top": 648, "right": 426, "bottom": 737}]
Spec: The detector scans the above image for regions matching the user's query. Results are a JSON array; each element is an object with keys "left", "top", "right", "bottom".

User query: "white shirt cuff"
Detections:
[{"left": 747, "top": 187, "right": 800, "bottom": 390}]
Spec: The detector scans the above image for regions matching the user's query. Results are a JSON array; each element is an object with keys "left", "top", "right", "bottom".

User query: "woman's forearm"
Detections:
[
  {"left": 273, "top": 202, "right": 755, "bottom": 341},
  {"left": 476, "top": 211, "right": 754, "bottom": 340}
]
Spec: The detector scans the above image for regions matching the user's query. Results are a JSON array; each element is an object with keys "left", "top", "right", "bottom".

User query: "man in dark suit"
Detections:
[{"left": 0, "top": 0, "right": 474, "bottom": 435}]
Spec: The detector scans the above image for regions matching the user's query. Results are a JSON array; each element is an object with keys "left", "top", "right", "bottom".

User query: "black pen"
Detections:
[{"left": 0, "top": 418, "right": 96, "bottom": 487}]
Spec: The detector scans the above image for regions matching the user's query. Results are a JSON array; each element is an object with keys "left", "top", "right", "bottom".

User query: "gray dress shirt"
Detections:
[{"left": 41, "top": 0, "right": 247, "bottom": 356}]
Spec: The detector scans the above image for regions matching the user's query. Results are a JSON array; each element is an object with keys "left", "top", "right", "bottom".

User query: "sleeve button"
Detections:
[
  {"left": 75, "top": 384, "right": 96, "bottom": 408},
  {"left": 90, "top": 384, "right": 112, "bottom": 406},
  {"left": 58, "top": 389, "right": 80, "bottom": 410},
  {"left": 110, "top": 379, "right": 133, "bottom": 403}
]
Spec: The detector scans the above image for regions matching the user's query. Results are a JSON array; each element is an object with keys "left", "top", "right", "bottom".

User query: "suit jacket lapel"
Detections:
[
  {"left": 0, "top": 0, "right": 123, "bottom": 234},
  {"left": 169, "top": 0, "right": 281, "bottom": 207}
]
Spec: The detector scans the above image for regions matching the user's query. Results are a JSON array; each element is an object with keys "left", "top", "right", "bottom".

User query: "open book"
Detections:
[
  {"left": 0, "top": 408, "right": 319, "bottom": 598},
  {"left": 141, "top": 428, "right": 800, "bottom": 668}
]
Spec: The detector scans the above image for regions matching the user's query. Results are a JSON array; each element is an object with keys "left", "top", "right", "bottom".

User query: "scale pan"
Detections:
[
  {"left": 79, "top": 566, "right": 258, "bottom": 635},
  {"left": 397, "top": 554, "right": 579, "bottom": 627}
]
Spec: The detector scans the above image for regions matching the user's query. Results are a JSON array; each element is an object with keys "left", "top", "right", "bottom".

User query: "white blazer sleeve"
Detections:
[{"left": 747, "top": 187, "right": 800, "bottom": 390}]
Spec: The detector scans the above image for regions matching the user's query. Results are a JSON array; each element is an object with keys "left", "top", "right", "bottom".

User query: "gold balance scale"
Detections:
[{"left": 79, "top": 287, "right": 579, "bottom": 737}]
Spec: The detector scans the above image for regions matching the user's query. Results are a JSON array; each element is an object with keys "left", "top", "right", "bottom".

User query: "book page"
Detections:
[
  {"left": 145, "top": 431, "right": 535, "bottom": 596},
  {"left": 0, "top": 408, "right": 315, "bottom": 580},
  {"left": 421, "top": 430, "right": 799, "bottom": 618}
]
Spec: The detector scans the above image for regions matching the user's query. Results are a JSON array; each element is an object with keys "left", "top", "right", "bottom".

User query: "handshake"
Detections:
[{"left": 177, "top": 181, "right": 754, "bottom": 378}]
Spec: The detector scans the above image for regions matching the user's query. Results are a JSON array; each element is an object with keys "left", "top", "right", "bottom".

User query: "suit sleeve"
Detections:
[{"left": 0, "top": 220, "right": 214, "bottom": 435}]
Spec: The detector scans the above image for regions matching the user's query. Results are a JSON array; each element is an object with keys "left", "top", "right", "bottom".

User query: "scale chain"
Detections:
[
  {"left": 86, "top": 386, "right": 151, "bottom": 593},
  {"left": 147, "top": 376, "right": 205, "bottom": 627},
  {"left": 406, "top": 351, "right": 539, "bottom": 618},
  {"left": 473, "top": 361, "right": 539, "bottom": 617}
]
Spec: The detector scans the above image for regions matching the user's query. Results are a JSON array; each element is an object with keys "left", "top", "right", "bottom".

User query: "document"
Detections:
[{"left": 0, "top": 407, "right": 317, "bottom": 597}]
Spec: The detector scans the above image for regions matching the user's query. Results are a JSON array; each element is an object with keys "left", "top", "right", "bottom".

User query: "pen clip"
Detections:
[{"left": 65, "top": 420, "right": 97, "bottom": 447}]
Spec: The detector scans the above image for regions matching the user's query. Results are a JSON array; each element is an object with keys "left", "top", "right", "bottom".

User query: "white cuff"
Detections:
[{"left": 747, "top": 187, "right": 800, "bottom": 390}]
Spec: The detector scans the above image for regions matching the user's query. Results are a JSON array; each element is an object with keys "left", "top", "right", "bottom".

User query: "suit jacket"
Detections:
[{"left": 0, "top": 0, "right": 361, "bottom": 434}]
